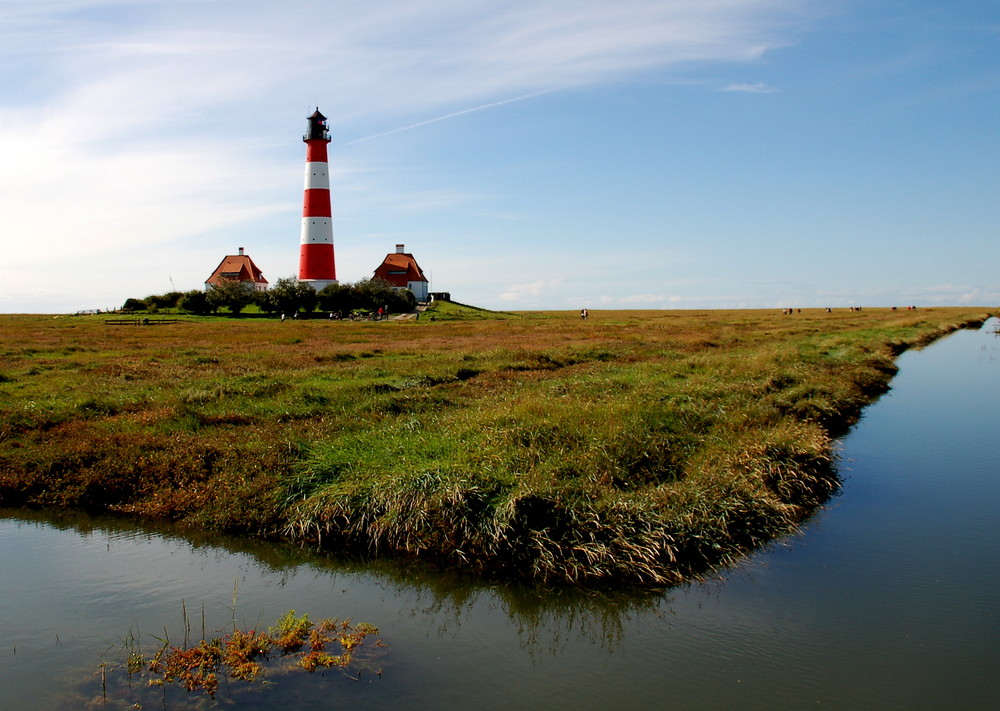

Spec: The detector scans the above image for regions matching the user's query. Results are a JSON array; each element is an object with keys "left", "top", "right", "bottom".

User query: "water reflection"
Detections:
[{"left": 2, "top": 506, "right": 669, "bottom": 642}]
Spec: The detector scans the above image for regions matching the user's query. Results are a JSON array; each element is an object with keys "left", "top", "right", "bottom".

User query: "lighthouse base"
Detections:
[{"left": 300, "top": 278, "right": 338, "bottom": 292}]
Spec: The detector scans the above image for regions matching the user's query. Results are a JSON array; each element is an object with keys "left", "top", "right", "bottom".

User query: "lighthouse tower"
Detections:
[{"left": 298, "top": 108, "right": 338, "bottom": 290}]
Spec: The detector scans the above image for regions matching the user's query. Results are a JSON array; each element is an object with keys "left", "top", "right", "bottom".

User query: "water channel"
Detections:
[{"left": 2, "top": 319, "right": 998, "bottom": 709}]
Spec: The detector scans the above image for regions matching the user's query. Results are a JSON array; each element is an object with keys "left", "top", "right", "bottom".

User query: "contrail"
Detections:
[{"left": 342, "top": 89, "right": 558, "bottom": 145}]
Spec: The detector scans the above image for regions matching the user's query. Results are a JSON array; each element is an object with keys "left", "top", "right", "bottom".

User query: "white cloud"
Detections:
[
  {"left": 723, "top": 81, "right": 778, "bottom": 93},
  {"left": 499, "top": 278, "right": 566, "bottom": 303},
  {"left": 930, "top": 285, "right": 1000, "bottom": 306}
]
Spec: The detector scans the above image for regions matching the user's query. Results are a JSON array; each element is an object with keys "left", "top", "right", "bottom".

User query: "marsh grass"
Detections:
[{"left": 0, "top": 307, "right": 992, "bottom": 585}]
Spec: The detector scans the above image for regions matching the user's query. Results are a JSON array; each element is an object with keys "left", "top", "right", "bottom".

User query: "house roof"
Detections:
[
  {"left": 373, "top": 251, "right": 428, "bottom": 286},
  {"left": 205, "top": 253, "right": 268, "bottom": 286}
]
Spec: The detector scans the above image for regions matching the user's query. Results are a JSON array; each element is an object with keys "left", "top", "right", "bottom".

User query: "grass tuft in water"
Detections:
[{"left": 112, "top": 609, "right": 382, "bottom": 700}]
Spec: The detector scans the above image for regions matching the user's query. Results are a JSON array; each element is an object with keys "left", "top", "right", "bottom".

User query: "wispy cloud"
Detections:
[
  {"left": 499, "top": 278, "right": 566, "bottom": 302},
  {"left": 343, "top": 90, "right": 559, "bottom": 145},
  {"left": 723, "top": 81, "right": 778, "bottom": 93},
  {"left": 3, "top": 1, "right": 812, "bottom": 130}
]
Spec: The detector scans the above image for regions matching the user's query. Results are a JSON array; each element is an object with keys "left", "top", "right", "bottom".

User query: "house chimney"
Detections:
[
  {"left": 238, "top": 247, "right": 245, "bottom": 256},
  {"left": 396, "top": 244, "right": 405, "bottom": 254}
]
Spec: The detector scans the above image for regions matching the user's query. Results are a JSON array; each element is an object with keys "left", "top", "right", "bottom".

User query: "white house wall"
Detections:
[{"left": 408, "top": 280, "right": 429, "bottom": 302}]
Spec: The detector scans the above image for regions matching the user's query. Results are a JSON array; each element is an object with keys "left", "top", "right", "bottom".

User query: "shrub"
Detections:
[{"left": 179, "top": 290, "right": 212, "bottom": 315}]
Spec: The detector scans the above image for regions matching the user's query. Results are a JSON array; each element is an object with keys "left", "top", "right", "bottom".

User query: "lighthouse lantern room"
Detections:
[{"left": 298, "top": 108, "right": 338, "bottom": 291}]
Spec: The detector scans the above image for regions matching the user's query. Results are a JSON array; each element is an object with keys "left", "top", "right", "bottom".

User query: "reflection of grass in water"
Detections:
[{"left": 95, "top": 606, "right": 384, "bottom": 706}]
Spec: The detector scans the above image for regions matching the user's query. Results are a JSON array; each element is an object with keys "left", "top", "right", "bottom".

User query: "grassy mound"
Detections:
[{"left": 422, "top": 299, "right": 520, "bottom": 321}]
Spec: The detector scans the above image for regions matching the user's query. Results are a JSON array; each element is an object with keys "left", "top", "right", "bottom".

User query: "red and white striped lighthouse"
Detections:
[{"left": 298, "top": 108, "right": 338, "bottom": 290}]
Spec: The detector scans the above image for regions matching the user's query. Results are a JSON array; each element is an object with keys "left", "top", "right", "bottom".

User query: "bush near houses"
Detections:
[
  {"left": 254, "top": 277, "right": 319, "bottom": 316},
  {"left": 316, "top": 279, "right": 417, "bottom": 316},
  {"left": 123, "top": 278, "right": 417, "bottom": 317}
]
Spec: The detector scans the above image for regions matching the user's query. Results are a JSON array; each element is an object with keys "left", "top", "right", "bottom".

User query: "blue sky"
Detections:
[{"left": 1, "top": 0, "right": 997, "bottom": 313}]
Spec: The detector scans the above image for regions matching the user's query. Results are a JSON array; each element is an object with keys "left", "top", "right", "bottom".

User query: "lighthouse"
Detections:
[{"left": 298, "top": 108, "right": 338, "bottom": 290}]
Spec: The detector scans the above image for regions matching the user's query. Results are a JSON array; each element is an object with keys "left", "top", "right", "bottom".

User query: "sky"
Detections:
[{"left": 1, "top": 0, "right": 998, "bottom": 313}]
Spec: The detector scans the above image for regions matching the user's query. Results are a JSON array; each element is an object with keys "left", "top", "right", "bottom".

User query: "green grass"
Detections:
[
  {"left": 0, "top": 305, "right": 993, "bottom": 585},
  {"left": 422, "top": 299, "right": 521, "bottom": 320}
]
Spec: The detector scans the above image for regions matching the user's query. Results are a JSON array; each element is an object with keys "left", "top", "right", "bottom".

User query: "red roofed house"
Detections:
[
  {"left": 373, "top": 244, "right": 429, "bottom": 302},
  {"left": 205, "top": 247, "right": 269, "bottom": 292}
]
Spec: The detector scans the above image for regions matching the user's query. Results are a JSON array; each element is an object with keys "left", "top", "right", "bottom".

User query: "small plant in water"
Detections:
[
  {"left": 115, "top": 609, "right": 382, "bottom": 700},
  {"left": 269, "top": 609, "right": 313, "bottom": 653},
  {"left": 297, "top": 618, "right": 378, "bottom": 672}
]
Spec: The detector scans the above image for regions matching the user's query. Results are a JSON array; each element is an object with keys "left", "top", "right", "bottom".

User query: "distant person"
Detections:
[{"left": 581, "top": 308, "right": 588, "bottom": 320}]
